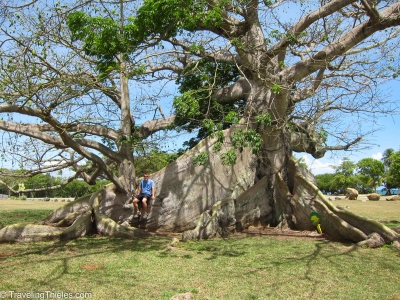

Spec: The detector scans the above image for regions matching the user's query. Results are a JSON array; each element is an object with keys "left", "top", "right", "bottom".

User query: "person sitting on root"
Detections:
[{"left": 133, "top": 174, "right": 155, "bottom": 220}]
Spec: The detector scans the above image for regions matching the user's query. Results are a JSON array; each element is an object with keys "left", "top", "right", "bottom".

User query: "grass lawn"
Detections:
[
  {"left": 333, "top": 199, "right": 400, "bottom": 219},
  {"left": 0, "top": 198, "right": 399, "bottom": 300},
  {"left": 0, "top": 235, "right": 399, "bottom": 300},
  {"left": 0, "top": 199, "right": 67, "bottom": 211},
  {"left": 0, "top": 199, "right": 65, "bottom": 226}
]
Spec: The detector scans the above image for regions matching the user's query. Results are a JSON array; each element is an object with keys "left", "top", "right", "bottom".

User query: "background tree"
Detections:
[
  {"left": 386, "top": 151, "right": 400, "bottom": 191},
  {"left": 356, "top": 158, "right": 384, "bottom": 192},
  {"left": 315, "top": 173, "right": 336, "bottom": 194},
  {"left": 134, "top": 150, "right": 180, "bottom": 176},
  {"left": 330, "top": 157, "right": 357, "bottom": 193},
  {"left": 382, "top": 148, "right": 395, "bottom": 172},
  {"left": 1, "top": 0, "right": 400, "bottom": 245},
  {"left": 0, "top": 1, "right": 175, "bottom": 197}
]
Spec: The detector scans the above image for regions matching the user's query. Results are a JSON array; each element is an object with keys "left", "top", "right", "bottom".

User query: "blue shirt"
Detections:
[{"left": 140, "top": 179, "right": 155, "bottom": 195}]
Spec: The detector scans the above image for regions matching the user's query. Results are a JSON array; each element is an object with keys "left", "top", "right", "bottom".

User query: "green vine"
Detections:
[
  {"left": 192, "top": 152, "right": 209, "bottom": 166},
  {"left": 271, "top": 84, "right": 282, "bottom": 94},
  {"left": 221, "top": 149, "right": 237, "bottom": 165}
]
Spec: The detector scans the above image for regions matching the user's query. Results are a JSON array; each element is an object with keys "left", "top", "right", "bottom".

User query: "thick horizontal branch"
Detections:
[
  {"left": 0, "top": 120, "right": 120, "bottom": 161},
  {"left": 291, "top": 129, "right": 362, "bottom": 159},
  {"left": 139, "top": 115, "right": 176, "bottom": 138},
  {"left": 0, "top": 105, "right": 124, "bottom": 190},
  {"left": 285, "top": 3, "right": 400, "bottom": 82},
  {"left": 0, "top": 120, "right": 67, "bottom": 149},
  {"left": 267, "top": 0, "right": 356, "bottom": 61},
  {"left": 211, "top": 77, "right": 251, "bottom": 104}
]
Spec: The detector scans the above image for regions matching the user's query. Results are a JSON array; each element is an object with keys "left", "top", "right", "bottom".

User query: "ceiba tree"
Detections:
[{"left": 0, "top": 0, "right": 399, "bottom": 246}]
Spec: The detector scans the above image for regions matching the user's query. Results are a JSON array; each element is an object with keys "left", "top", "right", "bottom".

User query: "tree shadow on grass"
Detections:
[
  {"left": 241, "top": 239, "right": 386, "bottom": 298},
  {"left": 0, "top": 235, "right": 172, "bottom": 286}
]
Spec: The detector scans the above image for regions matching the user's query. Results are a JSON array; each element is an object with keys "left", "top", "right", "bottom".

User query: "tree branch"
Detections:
[
  {"left": 285, "top": 3, "right": 400, "bottom": 82},
  {"left": 211, "top": 77, "right": 251, "bottom": 104},
  {"left": 138, "top": 115, "right": 176, "bottom": 139},
  {"left": 0, "top": 172, "right": 80, "bottom": 195}
]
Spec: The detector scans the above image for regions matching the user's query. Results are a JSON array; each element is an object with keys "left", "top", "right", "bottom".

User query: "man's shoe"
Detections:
[
  {"left": 133, "top": 212, "right": 141, "bottom": 218},
  {"left": 142, "top": 213, "right": 148, "bottom": 220}
]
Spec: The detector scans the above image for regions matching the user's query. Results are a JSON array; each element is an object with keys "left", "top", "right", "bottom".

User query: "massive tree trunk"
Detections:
[{"left": 1, "top": 127, "right": 398, "bottom": 246}]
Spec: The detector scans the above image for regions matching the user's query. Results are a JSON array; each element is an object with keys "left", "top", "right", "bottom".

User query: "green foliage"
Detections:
[
  {"left": 67, "top": 11, "right": 133, "bottom": 72},
  {"left": 135, "top": 150, "right": 179, "bottom": 174},
  {"left": 212, "top": 141, "right": 222, "bottom": 152},
  {"left": 271, "top": 84, "right": 282, "bottom": 94},
  {"left": 221, "top": 149, "right": 237, "bottom": 165},
  {"left": 255, "top": 113, "right": 271, "bottom": 126},
  {"left": 188, "top": 43, "right": 206, "bottom": 53},
  {"left": 174, "top": 59, "right": 243, "bottom": 149},
  {"left": 192, "top": 151, "right": 209, "bottom": 166},
  {"left": 133, "top": 0, "right": 224, "bottom": 40},
  {"left": 357, "top": 158, "right": 384, "bottom": 190},
  {"left": 333, "top": 157, "right": 356, "bottom": 177},
  {"left": 285, "top": 31, "right": 308, "bottom": 46},
  {"left": 318, "top": 127, "right": 328, "bottom": 143},
  {"left": 129, "top": 65, "right": 147, "bottom": 77},
  {"left": 231, "top": 38, "right": 245, "bottom": 50},
  {"left": 314, "top": 155, "right": 393, "bottom": 194},
  {"left": 0, "top": 171, "right": 109, "bottom": 199},
  {"left": 59, "top": 179, "right": 108, "bottom": 199},
  {"left": 382, "top": 148, "right": 395, "bottom": 170},
  {"left": 202, "top": 119, "right": 216, "bottom": 134},
  {"left": 315, "top": 173, "right": 336, "bottom": 193},
  {"left": 285, "top": 33, "right": 298, "bottom": 46},
  {"left": 231, "top": 129, "right": 262, "bottom": 154},
  {"left": 269, "top": 29, "right": 282, "bottom": 40},
  {"left": 224, "top": 112, "right": 239, "bottom": 124},
  {"left": 173, "top": 92, "right": 201, "bottom": 119},
  {"left": 386, "top": 151, "right": 400, "bottom": 188},
  {"left": 263, "top": 0, "right": 278, "bottom": 7}
]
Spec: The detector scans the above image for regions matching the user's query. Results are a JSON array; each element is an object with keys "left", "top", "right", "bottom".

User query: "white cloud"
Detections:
[
  {"left": 301, "top": 155, "right": 335, "bottom": 175},
  {"left": 372, "top": 152, "right": 383, "bottom": 160}
]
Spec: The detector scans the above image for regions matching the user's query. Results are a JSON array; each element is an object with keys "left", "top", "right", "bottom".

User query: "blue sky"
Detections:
[
  {"left": 301, "top": 81, "right": 400, "bottom": 175},
  {"left": 301, "top": 117, "right": 399, "bottom": 175}
]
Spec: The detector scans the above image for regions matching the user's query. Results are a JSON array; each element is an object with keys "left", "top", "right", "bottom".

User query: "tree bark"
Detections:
[{"left": 1, "top": 127, "right": 398, "bottom": 246}]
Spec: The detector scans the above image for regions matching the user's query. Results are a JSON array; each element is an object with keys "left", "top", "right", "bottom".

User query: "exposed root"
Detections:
[
  {"left": 291, "top": 157, "right": 399, "bottom": 244},
  {"left": 0, "top": 208, "right": 93, "bottom": 243},
  {"left": 182, "top": 198, "right": 236, "bottom": 241},
  {"left": 0, "top": 185, "right": 150, "bottom": 242},
  {"left": 92, "top": 188, "right": 151, "bottom": 239},
  {"left": 353, "top": 233, "right": 385, "bottom": 248},
  {"left": 43, "top": 194, "right": 93, "bottom": 224}
]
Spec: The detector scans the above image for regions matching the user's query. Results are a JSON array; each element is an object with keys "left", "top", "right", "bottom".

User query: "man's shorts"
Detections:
[{"left": 136, "top": 193, "right": 151, "bottom": 201}]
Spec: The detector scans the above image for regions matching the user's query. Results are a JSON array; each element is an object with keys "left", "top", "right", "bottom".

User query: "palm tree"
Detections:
[{"left": 382, "top": 148, "right": 395, "bottom": 172}]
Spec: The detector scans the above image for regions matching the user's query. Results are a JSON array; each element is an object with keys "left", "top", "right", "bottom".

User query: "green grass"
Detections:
[
  {"left": 0, "top": 200, "right": 399, "bottom": 299},
  {"left": 382, "top": 221, "right": 400, "bottom": 228},
  {"left": 333, "top": 198, "right": 400, "bottom": 222},
  {"left": 0, "top": 236, "right": 399, "bottom": 300},
  {"left": 0, "top": 209, "right": 52, "bottom": 226}
]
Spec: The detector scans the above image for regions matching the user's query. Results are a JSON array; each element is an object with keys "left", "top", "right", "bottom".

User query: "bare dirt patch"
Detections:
[
  {"left": 234, "top": 226, "right": 331, "bottom": 242},
  {"left": 80, "top": 263, "right": 104, "bottom": 271},
  {"left": 153, "top": 227, "right": 330, "bottom": 242},
  {"left": 0, "top": 252, "right": 15, "bottom": 260}
]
